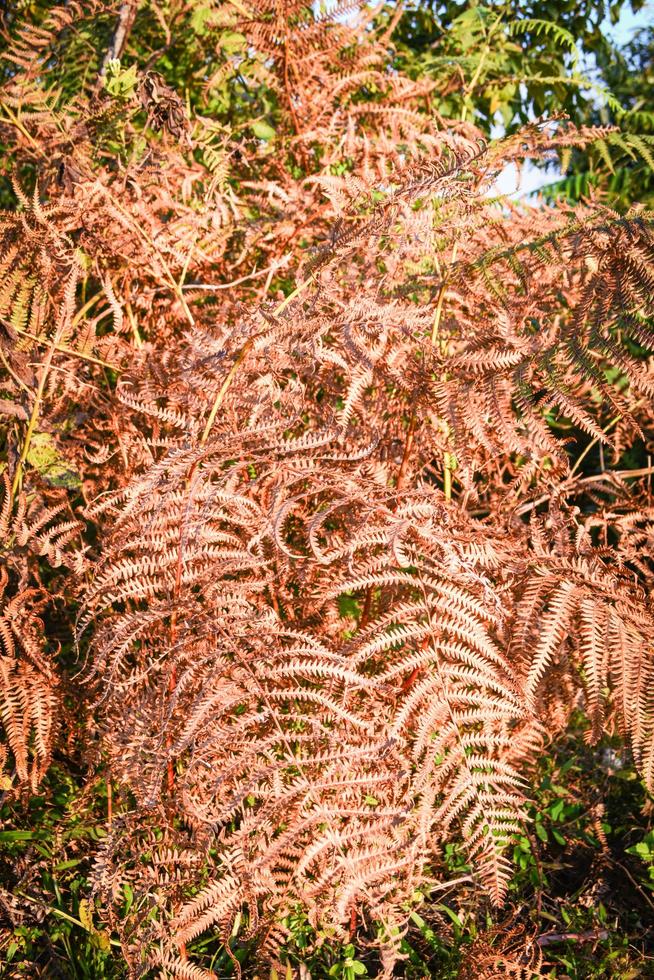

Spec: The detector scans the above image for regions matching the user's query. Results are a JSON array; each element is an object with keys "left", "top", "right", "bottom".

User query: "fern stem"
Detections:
[
  {"left": 459, "top": 11, "right": 503, "bottom": 122},
  {"left": 514, "top": 464, "right": 654, "bottom": 517},
  {"left": 166, "top": 460, "right": 199, "bottom": 795},
  {"left": 181, "top": 256, "right": 288, "bottom": 292},
  {"left": 358, "top": 587, "right": 374, "bottom": 631},
  {"left": 11, "top": 325, "right": 120, "bottom": 371},
  {"left": 71, "top": 290, "right": 105, "bottom": 326},
  {"left": 124, "top": 301, "right": 143, "bottom": 349},
  {"left": 568, "top": 412, "right": 621, "bottom": 478},
  {"left": 200, "top": 338, "right": 254, "bottom": 446},
  {"left": 273, "top": 272, "right": 317, "bottom": 316},
  {"left": 11, "top": 327, "right": 62, "bottom": 502},
  {"left": 396, "top": 407, "right": 417, "bottom": 491},
  {"left": 460, "top": 46, "right": 490, "bottom": 123},
  {"left": 430, "top": 284, "right": 447, "bottom": 346},
  {"left": 431, "top": 244, "right": 458, "bottom": 499},
  {"left": 443, "top": 451, "right": 454, "bottom": 501},
  {"left": 0, "top": 103, "right": 41, "bottom": 152}
]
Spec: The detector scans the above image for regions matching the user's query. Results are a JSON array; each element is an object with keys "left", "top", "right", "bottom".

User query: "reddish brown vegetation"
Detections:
[{"left": 0, "top": 2, "right": 653, "bottom": 976}]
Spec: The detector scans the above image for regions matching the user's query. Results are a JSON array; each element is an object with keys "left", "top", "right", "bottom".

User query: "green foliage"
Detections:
[
  {"left": 103, "top": 61, "right": 139, "bottom": 100},
  {"left": 2, "top": 723, "right": 652, "bottom": 977},
  {"left": 0, "top": 766, "right": 121, "bottom": 977},
  {"left": 26, "top": 432, "right": 81, "bottom": 490},
  {"left": 393, "top": 0, "right": 654, "bottom": 205},
  {"left": 626, "top": 831, "right": 654, "bottom": 889}
]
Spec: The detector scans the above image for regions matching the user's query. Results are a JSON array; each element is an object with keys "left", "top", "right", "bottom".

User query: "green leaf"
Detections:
[
  {"left": 78, "top": 899, "right": 94, "bottom": 932},
  {"left": 219, "top": 31, "right": 247, "bottom": 54},
  {"left": 251, "top": 120, "right": 276, "bottom": 142},
  {"left": 104, "top": 61, "right": 138, "bottom": 99},
  {"left": 434, "top": 903, "right": 463, "bottom": 930},
  {"left": 549, "top": 799, "right": 565, "bottom": 821},
  {"left": 26, "top": 432, "right": 81, "bottom": 489},
  {"left": 535, "top": 822, "right": 548, "bottom": 843},
  {"left": 53, "top": 858, "right": 84, "bottom": 871},
  {"left": 0, "top": 830, "right": 49, "bottom": 842},
  {"left": 123, "top": 882, "right": 134, "bottom": 913},
  {"left": 190, "top": 5, "right": 214, "bottom": 34}
]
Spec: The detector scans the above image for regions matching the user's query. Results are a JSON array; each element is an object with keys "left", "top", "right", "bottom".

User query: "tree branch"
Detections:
[{"left": 100, "top": 2, "right": 137, "bottom": 76}]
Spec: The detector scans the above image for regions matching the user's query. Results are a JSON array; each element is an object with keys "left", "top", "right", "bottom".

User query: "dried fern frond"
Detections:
[
  {"left": 0, "top": 568, "right": 57, "bottom": 792},
  {"left": 76, "top": 131, "right": 654, "bottom": 971},
  {"left": 513, "top": 530, "right": 654, "bottom": 786},
  {"left": 457, "top": 920, "right": 545, "bottom": 979}
]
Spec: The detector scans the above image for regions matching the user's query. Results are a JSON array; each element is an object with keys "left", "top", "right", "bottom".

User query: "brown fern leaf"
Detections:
[
  {"left": 0, "top": 569, "right": 58, "bottom": 792},
  {"left": 457, "top": 920, "right": 544, "bottom": 979},
  {"left": 513, "top": 526, "right": 654, "bottom": 786}
]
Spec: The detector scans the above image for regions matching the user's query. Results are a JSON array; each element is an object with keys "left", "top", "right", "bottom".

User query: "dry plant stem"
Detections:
[
  {"left": 181, "top": 256, "right": 289, "bottom": 291},
  {"left": 349, "top": 903, "right": 357, "bottom": 938},
  {"left": 459, "top": 12, "right": 502, "bottom": 122},
  {"left": 179, "top": 276, "right": 320, "bottom": 782},
  {"left": 430, "top": 283, "right": 448, "bottom": 347},
  {"left": 396, "top": 408, "right": 417, "bottom": 492},
  {"left": 0, "top": 103, "right": 41, "bottom": 152},
  {"left": 568, "top": 412, "right": 622, "bottom": 478},
  {"left": 166, "top": 460, "right": 199, "bottom": 796},
  {"left": 71, "top": 291, "right": 105, "bottom": 325},
  {"left": 431, "top": 244, "right": 458, "bottom": 500},
  {"left": 273, "top": 271, "right": 317, "bottom": 316},
  {"left": 607, "top": 856, "right": 654, "bottom": 912},
  {"left": 537, "top": 929, "right": 609, "bottom": 947},
  {"left": 200, "top": 338, "right": 255, "bottom": 446},
  {"left": 11, "top": 322, "right": 65, "bottom": 502},
  {"left": 358, "top": 587, "right": 374, "bottom": 631},
  {"left": 443, "top": 452, "right": 454, "bottom": 501},
  {"left": 124, "top": 301, "right": 143, "bottom": 349},
  {"left": 367, "top": 411, "right": 418, "bottom": 633},
  {"left": 11, "top": 325, "right": 120, "bottom": 371},
  {"left": 515, "top": 465, "right": 654, "bottom": 517}
]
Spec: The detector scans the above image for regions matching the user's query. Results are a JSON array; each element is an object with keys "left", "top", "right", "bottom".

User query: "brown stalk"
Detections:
[{"left": 100, "top": 2, "right": 138, "bottom": 76}]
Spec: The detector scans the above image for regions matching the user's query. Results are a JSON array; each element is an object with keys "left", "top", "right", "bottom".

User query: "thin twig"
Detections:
[
  {"left": 396, "top": 408, "right": 417, "bottom": 492},
  {"left": 537, "top": 929, "right": 608, "bottom": 947},
  {"left": 181, "top": 257, "right": 290, "bottom": 291},
  {"left": 515, "top": 465, "right": 654, "bottom": 517},
  {"left": 10, "top": 325, "right": 120, "bottom": 372},
  {"left": 11, "top": 316, "right": 69, "bottom": 501}
]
